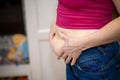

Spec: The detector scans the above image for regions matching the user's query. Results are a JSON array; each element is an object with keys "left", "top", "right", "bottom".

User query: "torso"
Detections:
[
  {"left": 51, "top": 0, "right": 115, "bottom": 55},
  {"left": 52, "top": 25, "right": 98, "bottom": 55}
]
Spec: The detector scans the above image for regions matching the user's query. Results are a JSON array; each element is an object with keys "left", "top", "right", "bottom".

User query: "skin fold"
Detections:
[{"left": 49, "top": 0, "right": 120, "bottom": 65}]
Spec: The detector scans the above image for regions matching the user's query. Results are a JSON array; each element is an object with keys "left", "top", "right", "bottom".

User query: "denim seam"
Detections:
[
  {"left": 78, "top": 52, "right": 101, "bottom": 63},
  {"left": 75, "top": 41, "right": 120, "bottom": 74},
  {"left": 72, "top": 66, "right": 79, "bottom": 78},
  {"left": 76, "top": 56, "right": 104, "bottom": 73},
  {"left": 102, "top": 47, "right": 120, "bottom": 70},
  {"left": 97, "top": 47, "right": 106, "bottom": 55}
]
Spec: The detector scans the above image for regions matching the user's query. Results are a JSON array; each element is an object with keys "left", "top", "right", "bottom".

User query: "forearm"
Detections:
[{"left": 82, "top": 16, "right": 120, "bottom": 50}]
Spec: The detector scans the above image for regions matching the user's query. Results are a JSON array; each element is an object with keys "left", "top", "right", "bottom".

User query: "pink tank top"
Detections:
[{"left": 56, "top": 0, "right": 115, "bottom": 29}]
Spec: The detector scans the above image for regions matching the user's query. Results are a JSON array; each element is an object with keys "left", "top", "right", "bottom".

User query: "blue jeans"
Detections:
[{"left": 66, "top": 41, "right": 120, "bottom": 80}]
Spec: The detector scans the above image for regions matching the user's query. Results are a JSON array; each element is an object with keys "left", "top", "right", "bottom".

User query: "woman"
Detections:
[{"left": 49, "top": 0, "right": 120, "bottom": 80}]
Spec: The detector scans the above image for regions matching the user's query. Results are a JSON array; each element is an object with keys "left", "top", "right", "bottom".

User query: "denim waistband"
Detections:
[{"left": 78, "top": 41, "right": 119, "bottom": 63}]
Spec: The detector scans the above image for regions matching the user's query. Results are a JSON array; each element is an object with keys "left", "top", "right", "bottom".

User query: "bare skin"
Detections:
[
  {"left": 49, "top": 0, "right": 120, "bottom": 65},
  {"left": 50, "top": 24, "right": 98, "bottom": 56}
]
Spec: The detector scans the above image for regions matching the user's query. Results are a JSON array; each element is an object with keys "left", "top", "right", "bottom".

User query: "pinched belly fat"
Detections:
[
  {"left": 50, "top": 25, "right": 98, "bottom": 56},
  {"left": 51, "top": 34, "right": 65, "bottom": 55}
]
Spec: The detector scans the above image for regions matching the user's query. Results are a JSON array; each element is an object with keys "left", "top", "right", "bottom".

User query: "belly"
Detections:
[{"left": 52, "top": 25, "right": 98, "bottom": 55}]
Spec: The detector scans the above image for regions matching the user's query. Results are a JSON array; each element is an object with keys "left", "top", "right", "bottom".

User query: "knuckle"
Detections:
[{"left": 73, "top": 55, "right": 78, "bottom": 60}]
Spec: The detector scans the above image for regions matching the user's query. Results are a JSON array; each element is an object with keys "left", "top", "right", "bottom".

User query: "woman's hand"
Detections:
[{"left": 57, "top": 32, "right": 86, "bottom": 65}]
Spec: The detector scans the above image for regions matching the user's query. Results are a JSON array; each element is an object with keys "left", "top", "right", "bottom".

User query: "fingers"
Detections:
[
  {"left": 64, "top": 54, "right": 78, "bottom": 65},
  {"left": 58, "top": 51, "right": 81, "bottom": 66},
  {"left": 71, "top": 56, "right": 77, "bottom": 66},
  {"left": 57, "top": 31, "right": 69, "bottom": 59},
  {"left": 64, "top": 51, "right": 81, "bottom": 66},
  {"left": 57, "top": 45, "right": 69, "bottom": 60},
  {"left": 71, "top": 52, "right": 81, "bottom": 66},
  {"left": 65, "top": 56, "right": 72, "bottom": 64},
  {"left": 62, "top": 53, "right": 68, "bottom": 59},
  {"left": 57, "top": 45, "right": 81, "bottom": 65}
]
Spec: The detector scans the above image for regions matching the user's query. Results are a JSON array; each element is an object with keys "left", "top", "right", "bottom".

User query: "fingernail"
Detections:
[{"left": 71, "top": 63, "right": 74, "bottom": 66}]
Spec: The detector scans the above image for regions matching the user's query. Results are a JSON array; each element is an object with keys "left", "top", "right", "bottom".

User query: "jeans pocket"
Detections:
[
  {"left": 76, "top": 56, "right": 103, "bottom": 73},
  {"left": 76, "top": 41, "right": 119, "bottom": 73},
  {"left": 96, "top": 42, "right": 120, "bottom": 65}
]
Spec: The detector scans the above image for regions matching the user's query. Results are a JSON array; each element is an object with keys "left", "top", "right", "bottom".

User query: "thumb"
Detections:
[{"left": 57, "top": 47, "right": 64, "bottom": 60}]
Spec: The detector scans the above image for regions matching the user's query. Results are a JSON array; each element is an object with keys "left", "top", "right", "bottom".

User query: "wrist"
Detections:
[{"left": 77, "top": 34, "right": 99, "bottom": 52}]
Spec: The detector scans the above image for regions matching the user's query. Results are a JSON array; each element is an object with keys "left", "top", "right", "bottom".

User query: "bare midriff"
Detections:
[{"left": 52, "top": 25, "right": 99, "bottom": 55}]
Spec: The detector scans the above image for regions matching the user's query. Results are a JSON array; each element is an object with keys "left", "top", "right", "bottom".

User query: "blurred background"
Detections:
[{"left": 0, "top": 0, "right": 65, "bottom": 80}]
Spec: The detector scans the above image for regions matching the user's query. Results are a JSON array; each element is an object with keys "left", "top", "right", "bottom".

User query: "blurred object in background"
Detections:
[
  {"left": 0, "top": 76, "right": 28, "bottom": 80},
  {"left": 0, "top": 34, "right": 29, "bottom": 65}
]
